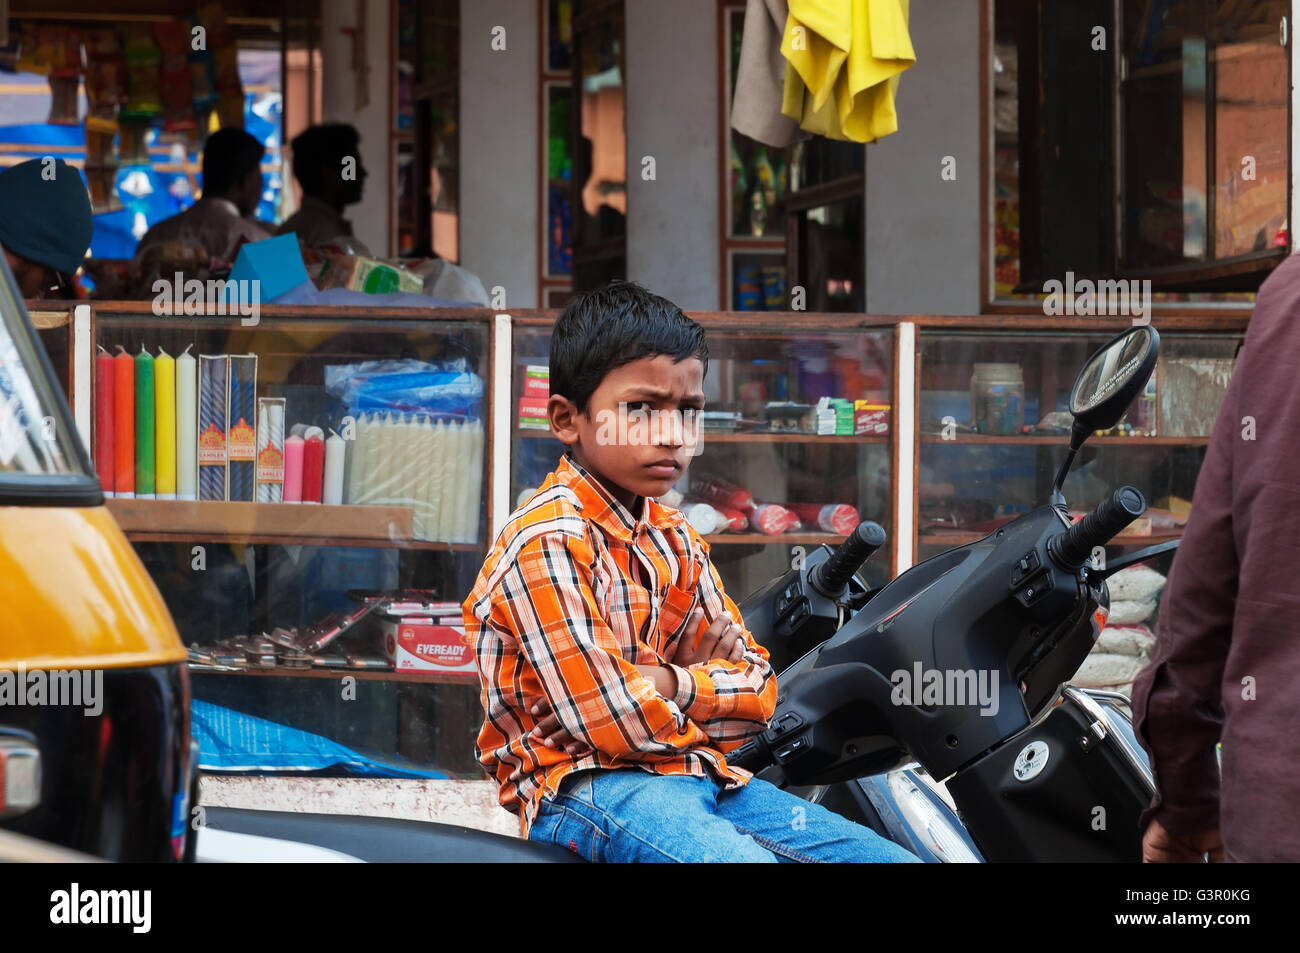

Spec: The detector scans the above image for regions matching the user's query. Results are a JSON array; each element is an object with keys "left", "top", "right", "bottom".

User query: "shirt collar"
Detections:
[
  {"left": 299, "top": 195, "right": 353, "bottom": 234},
  {"left": 552, "top": 450, "right": 684, "bottom": 542}
]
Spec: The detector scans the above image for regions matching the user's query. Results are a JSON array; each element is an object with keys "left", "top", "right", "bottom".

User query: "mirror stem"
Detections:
[{"left": 1051, "top": 446, "right": 1078, "bottom": 506}]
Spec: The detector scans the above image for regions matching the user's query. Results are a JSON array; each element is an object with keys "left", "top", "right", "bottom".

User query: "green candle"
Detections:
[{"left": 135, "top": 345, "right": 156, "bottom": 499}]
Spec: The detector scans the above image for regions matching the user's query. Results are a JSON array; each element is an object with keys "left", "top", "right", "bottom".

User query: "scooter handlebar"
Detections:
[
  {"left": 811, "top": 520, "right": 887, "bottom": 597},
  {"left": 1049, "top": 486, "right": 1146, "bottom": 570}
]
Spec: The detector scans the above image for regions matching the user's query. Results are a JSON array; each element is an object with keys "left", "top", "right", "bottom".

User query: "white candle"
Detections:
[
  {"left": 423, "top": 418, "right": 442, "bottom": 541},
  {"left": 411, "top": 416, "right": 432, "bottom": 540},
  {"left": 431, "top": 419, "right": 449, "bottom": 540},
  {"left": 324, "top": 429, "right": 346, "bottom": 504},
  {"left": 461, "top": 419, "right": 484, "bottom": 543},
  {"left": 346, "top": 413, "right": 367, "bottom": 504},
  {"left": 175, "top": 344, "right": 197, "bottom": 500}
]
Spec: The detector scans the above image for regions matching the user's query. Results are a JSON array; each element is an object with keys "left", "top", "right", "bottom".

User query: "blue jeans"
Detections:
[{"left": 527, "top": 768, "right": 921, "bottom": 863}]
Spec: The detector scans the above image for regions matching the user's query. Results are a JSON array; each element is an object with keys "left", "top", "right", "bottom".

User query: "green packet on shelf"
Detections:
[{"left": 816, "top": 397, "right": 855, "bottom": 435}]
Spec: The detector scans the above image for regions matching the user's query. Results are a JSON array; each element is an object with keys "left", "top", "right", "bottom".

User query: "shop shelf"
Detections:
[
  {"left": 515, "top": 429, "right": 888, "bottom": 444},
  {"left": 918, "top": 434, "right": 1211, "bottom": 446},
  {"left": 703, "top": 532, "right": 848, "bottom": 546},
  {"left": 188, "top": 665, "right": 476, "bottom": 684},
  {"left": 105, "top": 499, "right": 480, "bottom": 550}
]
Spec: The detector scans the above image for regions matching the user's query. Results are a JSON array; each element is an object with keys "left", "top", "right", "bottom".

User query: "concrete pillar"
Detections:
[
  {"left": 460, "top": 0, "right": 541, "bottom": 308},
  {"left": 625, "top": 0, "right": 720, "bottom": 309},
  {"left": 320, "top": 0, "right": 393, "bottom": 256},
  {"left": 865, "top": 0, "right": 981, "bottom": 315}
]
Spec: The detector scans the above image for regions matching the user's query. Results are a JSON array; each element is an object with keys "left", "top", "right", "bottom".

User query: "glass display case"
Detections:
[
  {"left": 43, "top": 304, "right": 1247, "bottom": 789},
  {"left": 510, "top": 315, "right": 897, "bottom": 601},
  {"left": 915, "top": 324, "right": 1243, "bottom": 565},
  {"left": 89, "top": 304, "right": 493, "bottom": 778}
]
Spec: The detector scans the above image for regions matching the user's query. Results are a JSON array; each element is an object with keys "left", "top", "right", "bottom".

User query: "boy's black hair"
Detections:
[{"left": 550, "top": 280, "right": 708, "bottom": 414}]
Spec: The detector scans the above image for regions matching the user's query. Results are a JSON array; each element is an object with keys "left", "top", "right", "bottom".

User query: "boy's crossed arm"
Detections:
[{"left": 493, "top": 531, "right": 775, "bottom": 763}]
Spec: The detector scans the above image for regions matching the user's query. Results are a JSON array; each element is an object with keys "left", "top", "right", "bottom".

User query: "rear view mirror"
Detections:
[{"left": 1068, "top": 326, "right": 1160, "bottom": 449}]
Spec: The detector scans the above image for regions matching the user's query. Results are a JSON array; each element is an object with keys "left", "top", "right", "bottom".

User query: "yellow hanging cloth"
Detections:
[{"left": 780, "top": 0, "right": 915, "bottom": 143}]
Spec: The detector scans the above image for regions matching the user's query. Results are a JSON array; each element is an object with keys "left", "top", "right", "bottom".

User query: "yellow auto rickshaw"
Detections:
[{"left": 0, "top": 251, "right": 196, "bottom": 862}]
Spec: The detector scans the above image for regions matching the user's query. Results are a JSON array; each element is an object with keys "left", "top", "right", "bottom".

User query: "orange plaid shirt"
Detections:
[{"left": 464, "top": 451, "right": 778, "bottom": 836}]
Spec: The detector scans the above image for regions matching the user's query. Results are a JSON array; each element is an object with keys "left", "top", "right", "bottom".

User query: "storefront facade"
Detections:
[{"left": 9, "top": 0, "right": 1282, "bottom": 837}]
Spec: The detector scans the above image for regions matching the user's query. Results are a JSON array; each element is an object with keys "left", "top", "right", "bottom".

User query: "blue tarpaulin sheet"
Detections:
[{"left": 192, "top": 699, "right": 446, "bottom": 778}]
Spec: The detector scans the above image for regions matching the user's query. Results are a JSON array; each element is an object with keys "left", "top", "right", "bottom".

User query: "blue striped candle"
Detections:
[
  {"left": 197, "top": 356, "right": 229, "bottom": 501},
  {"left": 227, "top": 355, "right": 257, "bottom": 502}
]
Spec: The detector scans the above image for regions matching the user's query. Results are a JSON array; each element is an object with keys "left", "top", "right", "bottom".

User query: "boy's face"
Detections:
[{"left": 549, "top": 353, "right": 705, "bottom": 513}]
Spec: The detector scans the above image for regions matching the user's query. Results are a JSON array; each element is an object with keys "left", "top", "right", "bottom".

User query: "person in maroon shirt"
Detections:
[{"left": 1132, "top": 252, "right": 1300, "bottom": 863}]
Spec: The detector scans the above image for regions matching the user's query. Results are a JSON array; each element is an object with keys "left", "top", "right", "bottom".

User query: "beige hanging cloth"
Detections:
[
  {"left": 779, "top": 0, "right": 916, "bottom": 143},
  {"left": 731, "top": 0, "right": 811, "bottom": 147}
]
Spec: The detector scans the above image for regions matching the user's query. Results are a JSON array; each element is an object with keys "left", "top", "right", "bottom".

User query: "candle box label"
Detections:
[
  {"left": 378, "top": 617, "right": 476, "bottom": 673},
  {"left": 198, "top": 424, "right": 227, "bottom": 464},
  {"left": 228, "top": 418, "right": 257, "bottom": 461},
  {"left": 256, "top": 444, "right": 285, "bottom": 483}
]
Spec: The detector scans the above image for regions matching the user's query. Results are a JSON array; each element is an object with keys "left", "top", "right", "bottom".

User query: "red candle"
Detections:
[
  {"left": 301, "top": 430, "right": 325, "bottom": 503},
  {"left": 113, "top": 346, "right": 135, "bottom": 497},
  {"left": 95, "top": 347, "right": 115, "bottom": 494}
]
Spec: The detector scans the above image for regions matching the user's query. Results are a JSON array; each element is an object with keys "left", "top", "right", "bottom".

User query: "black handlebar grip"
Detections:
[
  {"left": 728, "top": 736, "right": 773, "bottom": 773},
  {"left": 811, "top": 520, "right": 887, "bottom": 597},
  {"left": 1049, "top": 486, "right": 1147, "bottom": 570}
]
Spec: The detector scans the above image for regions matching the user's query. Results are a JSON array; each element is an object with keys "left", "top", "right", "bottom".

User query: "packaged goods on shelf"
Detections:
[
  {"left": 854, "top": 400, "right": 890, "bottom": 435},
  {"left": 227, "top": 355, "right": 258, "bottom": 501},
  {"left": 343, "top": 414, "right": 484, "bottom": 542},
  {"left": 255, "top": 398, "right": 285, "bottom": 502},
  {"left": 323, "top": 358, "right": 483, "bottom": 422},
  {"left": 786, "top": 503, "right": 860, "bottom": 535},
  {"left": 714, "top": 506, "right": 749, "bottom": 532},
  {"left": 815, "top": 397, "right": 855, "bottom": 435},
  {"left": 314, "top": 252, "right": 423, "bottom": 295},
  {"left": 750, "top": 503, "right": 800, "bottom": 535},
  {"left": 518, "top": 364, "right": 549, "bottom": 429},
  {"left": 377, "top": 611, "right": 475, "bottom": 673}
]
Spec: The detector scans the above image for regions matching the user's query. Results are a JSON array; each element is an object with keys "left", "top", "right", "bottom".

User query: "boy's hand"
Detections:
[
  {"left": 672, "top": 608, "right": 747, "bottom": 668},
  {"left": 530, "top": 699, "right": 590, "bottom": 756}
]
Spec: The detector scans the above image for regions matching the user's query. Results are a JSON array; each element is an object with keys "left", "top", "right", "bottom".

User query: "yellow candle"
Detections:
[{"left": 154, "top": 347, "right": 177, "bottom": 499}]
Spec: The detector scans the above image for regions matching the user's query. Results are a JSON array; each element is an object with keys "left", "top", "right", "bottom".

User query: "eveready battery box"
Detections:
[{"left": 378, "top": 615, "right": 476, "bottom": 673}]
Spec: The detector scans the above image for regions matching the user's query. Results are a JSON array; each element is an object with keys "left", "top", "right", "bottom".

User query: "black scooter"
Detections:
[{"left": 204, "top": 325, "right": 1166, "bottom": 862}]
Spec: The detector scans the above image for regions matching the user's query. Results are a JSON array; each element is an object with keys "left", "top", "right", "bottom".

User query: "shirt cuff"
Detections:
[{"left": 668, "top": 663, "right": 718, "bottom": 723}]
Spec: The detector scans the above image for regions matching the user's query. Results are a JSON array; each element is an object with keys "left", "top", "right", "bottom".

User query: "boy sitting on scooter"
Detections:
[{"left": 463, "top": 281, "right": 918, "bottom": 863}]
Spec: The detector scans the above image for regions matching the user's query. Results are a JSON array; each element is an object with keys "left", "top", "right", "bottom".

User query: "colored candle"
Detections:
[
  {"left": 134, "top": 346, "right": 155, "bottom": 499},
  {"left": 113, "top": 347, "right": 135, "bottom": 498},
  {"left": 154, "top": 348, "right": 176, "bottom": 499},
  {"left": 283, "top": 435, "right": 304, "bottom": 503},
  {"left": 302, "top": 428, "right": 324, "bottom": 503},
  {"left": 175, "top": 345, "right": 197, "bottom": 500},
  {"left": 323, "top": 430, "right": 345, "bottom": 505},
  {"left": 95, "top": 347, "right": 115, "bottom": 495}
]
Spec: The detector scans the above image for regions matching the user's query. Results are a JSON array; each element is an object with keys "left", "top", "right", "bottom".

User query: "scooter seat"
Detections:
[{"left": 201, "top": 806, "right": 584, "bottom": 862}]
